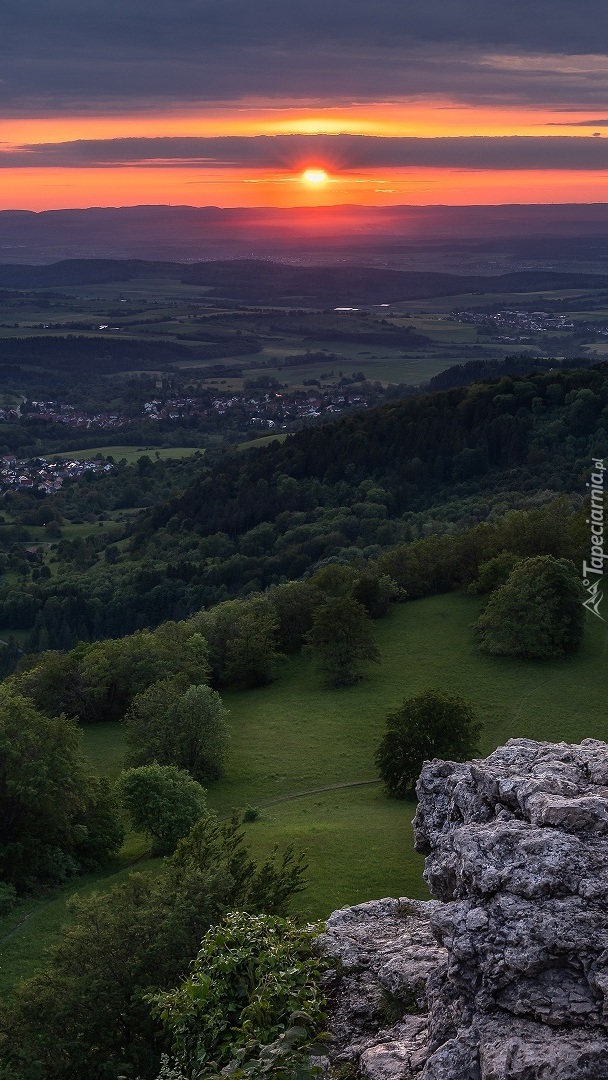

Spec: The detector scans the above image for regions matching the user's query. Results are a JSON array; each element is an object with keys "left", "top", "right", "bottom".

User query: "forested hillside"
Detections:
[
  {"left": 148, "top": 363, "right": 603, "bottom": 536},
  {"left": 0, "top": 333, "right": 261, "bottom": 374},
  {"left": 0, "top": 363, "right": 604, "bottom": 649}
]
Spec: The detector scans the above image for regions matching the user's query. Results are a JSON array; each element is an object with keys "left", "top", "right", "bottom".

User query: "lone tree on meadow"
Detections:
[
  {"left": 305, "top": 595, "right": 380, "bottom": 686},
  {"left": 124, "top": 678, "right": 229, "bottom": 783},
  {"left": 376, "top": 690, "right": 481, "bottom": 799},
  {"left": 476, "top": 555, "right": 585, "bottom": 659}
]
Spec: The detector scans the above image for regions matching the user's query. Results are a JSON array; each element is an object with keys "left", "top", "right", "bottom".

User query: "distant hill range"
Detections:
[
  {"left": 1, "top": 257, "right": 608, "bottom": 307},
  {"left": 3, "top": 203, "right": 608, "bottom": 267}
]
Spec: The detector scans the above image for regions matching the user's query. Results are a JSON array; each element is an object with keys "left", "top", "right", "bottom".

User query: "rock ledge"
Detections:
[{"left": 321, "top": 738, "right": 608, "bottom": 1079}]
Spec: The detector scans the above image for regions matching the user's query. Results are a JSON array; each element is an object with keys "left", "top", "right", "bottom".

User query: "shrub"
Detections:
[
  {"left": 476, "top": 555, "right": 585, "bottom": 659},
  {"left": 376, "top": 690, "right": 482, "bottom": 799},
  {"left": 119, "top": 764, "right": 208, "bottom": 852},
  {"left": 155, "top": 912, "right": 328, "bottom": 1079}
]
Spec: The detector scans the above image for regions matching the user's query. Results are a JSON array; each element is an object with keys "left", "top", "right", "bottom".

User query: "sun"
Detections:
[{"left": 301, "top": 168, "right": 329, "bottom": 186}]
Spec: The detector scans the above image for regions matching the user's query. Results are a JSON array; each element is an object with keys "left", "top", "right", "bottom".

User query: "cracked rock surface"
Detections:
[
  {"left": 319, "top": 897, "right": 445, "bottom": 1077},
  {"left": 321, "top": 738, "right": 608, "bottom": 1079}
]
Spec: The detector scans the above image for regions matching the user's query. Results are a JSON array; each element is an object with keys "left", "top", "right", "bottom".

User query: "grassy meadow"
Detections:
[
  {"left": 50, "top": 445, "right": 204, "bottom": 464},
  {"left": 1, "top": 591, "right": 607, "bottom": 994},
  {"left": 246, "top": 351, "right": 462, "bottom": 388}
]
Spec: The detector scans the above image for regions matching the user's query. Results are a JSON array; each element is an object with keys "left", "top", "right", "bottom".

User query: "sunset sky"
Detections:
[{"left": 2, "top": 0, "right": 608, "bottom": 210}]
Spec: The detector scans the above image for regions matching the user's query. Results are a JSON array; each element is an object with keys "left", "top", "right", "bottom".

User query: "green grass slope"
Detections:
[
  {"left": 2, "top": 591, "right": 607, "bottom": 994},
  {"left": 209, "top": 592, "right": 608, "bottom": 915}
]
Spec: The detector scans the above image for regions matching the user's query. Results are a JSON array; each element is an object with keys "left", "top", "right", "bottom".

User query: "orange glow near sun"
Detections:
[
  {"left": 302, "top": 168, "right": 329, "bottom": 186},
  {"left": 3, "top": 164, "right": 608, "bottom": 210},
  {"left": 2, "top": 99, "right": 608, "bottom": 209}
]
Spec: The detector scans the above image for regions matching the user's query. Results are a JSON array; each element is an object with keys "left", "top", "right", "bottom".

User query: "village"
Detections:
[
  {"left": 12, "top": 385, "right": 374, "bottom": 433},
  {"left": 0, "top": 385, "right": 376, "bottom": 496},
  {"left": 142, "top": 386, "right": 371, "bottom": 428},
  {"left": 0, "top": 453, "right": 113, "bottom": 495},
  {"left": 451, "top": 308, "right": 577, "bottom": 335}
]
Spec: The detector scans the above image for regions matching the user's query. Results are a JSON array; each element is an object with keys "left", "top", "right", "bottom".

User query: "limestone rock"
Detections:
[
  {"left": 319, "top": 897, "right": 445, "bottom": 1069},
  {"left": 321, "top": 738, "right": 608, "bottom": 1079},
  {"left": 359, "top": 1019, "right": 428, "bottom": 1080}
]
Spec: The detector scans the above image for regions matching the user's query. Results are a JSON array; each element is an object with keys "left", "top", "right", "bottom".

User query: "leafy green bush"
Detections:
[
  {"left": 155, "top": 912, "right": 328, "bottom": 1080},
  {"left": 376, "top": 690, "right": 482, "bottom": 799},
  {"left": 119, "top": 764, "right": 208, "bottom": 853},
  {"left": 476, "top": 555, "right": 585, "bottom": 659}
]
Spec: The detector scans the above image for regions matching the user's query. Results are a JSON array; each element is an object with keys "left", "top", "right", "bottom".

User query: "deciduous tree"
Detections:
[
  {"left": 119, "top": 764, "right": 208, "bottom": 852},
  {"left": 193, "top": 597, "right": 278, "bottom": 688},
  {"left": 124, "top": 680, "right": 229, "bottom": 782},
  {"left": 476, "top": 555, "right": 585, "bottom": 659},
  {"left": 0, "top": 686, "right": 123, "bottom": 891},
  {"left": 305, "top": 596, "right": 380, "bottom": 686},
  {"left": 376, "top": 690, "right": 481, "bottom": 799}
]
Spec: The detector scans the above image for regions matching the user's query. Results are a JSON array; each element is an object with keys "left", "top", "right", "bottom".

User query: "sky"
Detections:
[{"left": 2, "top": 0, "right": 608, "bottom": 210}]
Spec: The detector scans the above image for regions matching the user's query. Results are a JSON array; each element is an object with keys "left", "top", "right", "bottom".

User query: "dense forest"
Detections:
[
  {"left": 0, "top": 363, "right": 604, "bottom": 649},
  {"left": 0, "top": 333, "right": 262, "bottom": 374}
]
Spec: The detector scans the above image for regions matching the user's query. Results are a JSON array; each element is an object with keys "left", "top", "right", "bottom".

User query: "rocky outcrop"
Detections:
[
  {"left": 321, "top": 738, "right": 608, "bottom": 1079},
  {"left": 320, "top": 897, "right": 445, "bottom": 1078}
]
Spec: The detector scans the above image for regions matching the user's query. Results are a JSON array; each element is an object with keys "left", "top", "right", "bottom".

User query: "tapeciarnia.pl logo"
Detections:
[{"left": 582, "top": 457, "right": 606, "bottom": 620}]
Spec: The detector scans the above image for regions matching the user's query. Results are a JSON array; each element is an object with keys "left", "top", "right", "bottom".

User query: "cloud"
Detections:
[
  {"left": 4, "top": 134, "right": 608, "bottom": 170},
  {"left": 1, "top": 0, "right": 608, "bottom": 113},
  {"left": 1, "top": 0, "right": 606, "bottom": 55},
  {"left": 549, "top": 118, "right": 608, "bottom": 126}
]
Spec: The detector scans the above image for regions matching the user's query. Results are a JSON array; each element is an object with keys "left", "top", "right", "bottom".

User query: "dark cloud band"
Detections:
[
  {"left": 1, "top": 0, "right": 606, "bottom": 56},
  {"left": 1, "top": 1, "right": 608, "bottom": 113},
  {"left": 4, "top": 134, "right": 608, "bottom": 170}
]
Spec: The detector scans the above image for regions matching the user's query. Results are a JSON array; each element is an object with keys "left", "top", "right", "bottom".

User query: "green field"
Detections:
[
  {"left": 2, "top": 591, "right": 607, "bottom": 994},
  {"left": 398, "top": 317, "right": 478, "bottom": 344},
  {"left": 236, "top": 433, "right": 288, "bottom": 451},
  {"left": 248, "top": 351, "right": 468, "bottom": 387},
  {"left": 50, "top": 445, "right": 204, "bottom": 464},
  {"left": 393, "top": 287, "right": 607, "bottom": 315}
]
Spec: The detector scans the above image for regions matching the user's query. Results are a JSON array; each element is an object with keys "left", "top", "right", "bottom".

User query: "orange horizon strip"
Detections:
[
  {"left": 0, "top": 101, "right": 605, "bottom": 147},
  {"left": 2, "top": 165, "right": 608, "bottom": 212}
]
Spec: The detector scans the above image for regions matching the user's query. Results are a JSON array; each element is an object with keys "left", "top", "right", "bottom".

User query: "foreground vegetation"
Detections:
[
  {"left": 2, "top": 587, "right": 607, "bottom": 1007},
  {"left": 0, "top": 817, "right": 306, "bottom": 1080}
]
